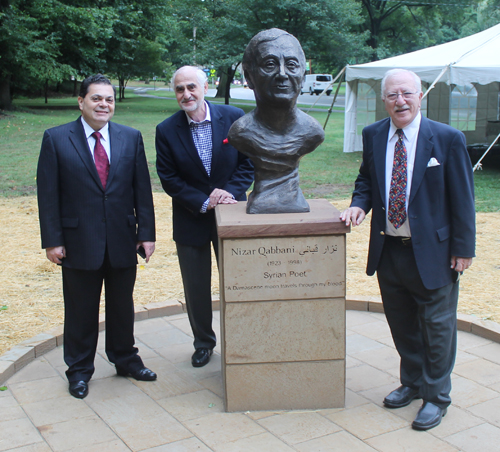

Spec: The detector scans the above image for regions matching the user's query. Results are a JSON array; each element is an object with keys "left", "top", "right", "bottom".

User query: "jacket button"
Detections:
[
  {"left": 102, "top": 218, "right": 106, "bottom": 223},
  {"left": 380, "top": 231, "right": 385, "bottom": 235}
]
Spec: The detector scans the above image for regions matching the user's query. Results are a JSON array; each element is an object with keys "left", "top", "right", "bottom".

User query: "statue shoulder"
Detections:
[
  {"left": 228, "top": 111, "right": 257, "bottom": 139},
  {"left": 297, "top": 110, "right": 325, "bottom": 141}
]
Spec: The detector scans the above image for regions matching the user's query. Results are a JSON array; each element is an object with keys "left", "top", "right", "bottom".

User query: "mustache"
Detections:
[{"left": 182, "top": 98, "right": 195, "bottom": 103}]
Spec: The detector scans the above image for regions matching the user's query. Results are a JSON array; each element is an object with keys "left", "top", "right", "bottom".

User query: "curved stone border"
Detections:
[{"left": 1, "top": 296, "right": 499, "bottom": 385}]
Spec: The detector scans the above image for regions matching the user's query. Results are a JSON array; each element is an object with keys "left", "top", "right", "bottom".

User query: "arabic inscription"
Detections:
[{"left": 223, "top": 235, "right": 345, "bottom": 302}]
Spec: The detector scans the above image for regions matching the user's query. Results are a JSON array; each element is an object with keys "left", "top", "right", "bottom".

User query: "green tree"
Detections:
[
  {"left": 0, "top": 0, "right": 74, "bottom": 109},
  {"left": 168, "top": 0, "right": 367, "bottom": 104},
  {"left": 103, "top": 0, "right": 173, "bottom": 101},
  {"left": 355, "top": 0, "right": 496, "bottom": 61},
  {"left": 0, "top": 0, "right": 115, "bottom": 109}
]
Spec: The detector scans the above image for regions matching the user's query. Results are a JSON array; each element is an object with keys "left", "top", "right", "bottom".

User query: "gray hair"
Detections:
[
  {"left": 381, "top": 69, "right": 422, "bottom": 99},
  {"left": 171, "top": 66, "right": 208, "bottom": 87}
]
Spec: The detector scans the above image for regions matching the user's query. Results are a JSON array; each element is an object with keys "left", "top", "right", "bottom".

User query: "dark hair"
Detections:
[
  {"left": 242, "top": 28, "right": 306, "bottom": 76},
  {"left": 79, "top": 74, "right": 116, "bottom": 98}
]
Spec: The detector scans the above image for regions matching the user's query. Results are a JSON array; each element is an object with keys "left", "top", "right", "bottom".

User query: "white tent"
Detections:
[{"left": 344, "top": 23, "right": 500, "bottom": 153}]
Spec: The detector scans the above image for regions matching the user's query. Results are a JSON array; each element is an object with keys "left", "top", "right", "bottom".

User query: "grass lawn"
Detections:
[{"left": 1, "top": 93, "right": 499, "bottom": 211}]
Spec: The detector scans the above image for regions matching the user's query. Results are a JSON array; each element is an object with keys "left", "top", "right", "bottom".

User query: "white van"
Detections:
[{"left": 301, "top": 74, "right": 333, "bottom": 95}]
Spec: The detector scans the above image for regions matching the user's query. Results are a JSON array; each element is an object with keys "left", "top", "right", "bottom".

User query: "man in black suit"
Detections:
[
  {"left": 37, "top": 74, "right": 157, "bottom": 399},
  {"left": 156, "top": 66, "right": 253, "bottom": 367},
  {"left": 341, "top": 69, "right": 475, "bottom": 430}
]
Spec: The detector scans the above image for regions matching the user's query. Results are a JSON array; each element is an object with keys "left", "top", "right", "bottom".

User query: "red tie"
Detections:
[
  {"left": 91, "top": 131, "right": 109, "bottom": 189},
  {"left": 388, "top": 129, "right": 407, "bottom": 229}
]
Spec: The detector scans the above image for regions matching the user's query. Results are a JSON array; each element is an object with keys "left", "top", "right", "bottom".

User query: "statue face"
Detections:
[{"left": 249, "top": 35, "right": 304, "bottom": 106}]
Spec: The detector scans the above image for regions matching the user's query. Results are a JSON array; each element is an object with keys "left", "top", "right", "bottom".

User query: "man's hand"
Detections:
[
  {"left": 451, "top": 256, "right": 473, "bottom": 273},
  {"left": 46, "top": 246, "right": 66, "bottom": 264},
  {"left": 340, "top": 207, "right": 366, "bottom": 227},
  {"left": 207, "top": 188, "right": 237, "bottom": 210},
  {"left": 137, "top": 241, "right": 155, "bottom": 263}
]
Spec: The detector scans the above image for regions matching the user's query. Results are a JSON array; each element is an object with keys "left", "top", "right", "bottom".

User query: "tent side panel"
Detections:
[
  {"left": 427, "top": 83, "right": 450, "bottom": 124},
  {"left": 343, "top": 80, "right": 359, "bottom": 153},
  {"left": 475, "top": 82, "right": 500, "bottom": 144}
]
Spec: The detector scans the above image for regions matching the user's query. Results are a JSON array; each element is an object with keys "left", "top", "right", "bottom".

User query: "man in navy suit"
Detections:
[
  {"left": 341, "top": 69, "right": 475, "bottom": 430},
  {"left": 156, "top": 66, "right": 253, "bottom": 367},
  {"left": 37, "top": 74, "right": 157, "bottom": 399}
]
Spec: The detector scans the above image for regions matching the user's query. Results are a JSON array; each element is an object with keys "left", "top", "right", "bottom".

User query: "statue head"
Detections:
[{"left": 242, "top": 28, "right": 306, "bottom": 108}]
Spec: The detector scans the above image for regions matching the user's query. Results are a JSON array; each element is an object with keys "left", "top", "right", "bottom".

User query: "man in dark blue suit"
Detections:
[
  {"left": 37, "top": 74, "right": 157, "bottom": 399},
  {"left": 156, "top": 66, "right": 253, "bottom": 367},
  {"left": 341, "top": 69, "right": 475, "bottom": 430}
]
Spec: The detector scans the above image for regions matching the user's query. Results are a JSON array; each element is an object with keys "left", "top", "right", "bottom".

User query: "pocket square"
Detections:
[{"left": 427, "top": 157, "right": 440, "bottom": 167}]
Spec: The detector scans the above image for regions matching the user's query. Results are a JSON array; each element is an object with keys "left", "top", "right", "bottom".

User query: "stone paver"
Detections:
[{"left": 1, "top": 309, "right": 500, "bottom": 451}]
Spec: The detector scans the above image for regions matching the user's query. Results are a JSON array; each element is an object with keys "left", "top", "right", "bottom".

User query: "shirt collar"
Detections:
[
  {"left": 185, "top": 101, "right": 211, "bottom": 125},
  {"left": 389, "top": 111, "right": 421, "bottom": 142},
  {"left": 81, "top": 117, "right": 110, "bottom": 141}
]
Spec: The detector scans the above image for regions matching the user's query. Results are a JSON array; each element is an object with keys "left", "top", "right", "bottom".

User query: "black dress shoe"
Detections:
[
  {"left": 383, "top": 385, "right": 420, "bottom": 408},
  {"left": 69, "top": 381, "right": 89, "bottom": 399},
  {"left": 192, "top": 348, "right": 213, "bottom": 367},
  {"left": 116, "top": 366, "right": 157, "bottom": 381},
  {"left": 412, "top": 401, "right": 447, "bottom": 431}
]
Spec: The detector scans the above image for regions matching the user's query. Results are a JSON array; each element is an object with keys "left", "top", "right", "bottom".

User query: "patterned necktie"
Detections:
[
  {"left": 91, "top": 131, "right": 110, "bottom": 189},
  {"left": 388, "top": 129, "right": 407, "bottom": 229}
]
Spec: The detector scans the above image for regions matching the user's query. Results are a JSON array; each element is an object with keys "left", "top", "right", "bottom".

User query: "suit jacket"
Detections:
[
  {"left": 155, "top": 101, "right": 254, "bottom": 247},
  {"left": 351, "top": 116, "right": 475, "bottom": 290},
  {"left": 37, "top": 117, "right": 155, "bottom": 270}
]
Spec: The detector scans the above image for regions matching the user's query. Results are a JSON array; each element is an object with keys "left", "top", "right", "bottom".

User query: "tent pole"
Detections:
[
  {"left": 324, "top": 71, "right": 345, "bottom": 130},
  {"left": 473, "top": 132, "right": 500, "bottom": 171},
  {"left": 422, "top": 65, "right": 450, "bottom": 100},
  {"left": 306, "top": 66, "right": 346, "bottom": 113}
]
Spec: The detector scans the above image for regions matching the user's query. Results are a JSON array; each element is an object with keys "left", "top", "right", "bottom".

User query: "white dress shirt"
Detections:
[{"left": 81, "top": 117, "right": 111, "bottom": 163}]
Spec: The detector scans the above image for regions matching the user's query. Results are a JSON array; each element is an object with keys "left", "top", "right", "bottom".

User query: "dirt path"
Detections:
[{"left": 1, "top": 194, "right": 498, "bottom": 356}]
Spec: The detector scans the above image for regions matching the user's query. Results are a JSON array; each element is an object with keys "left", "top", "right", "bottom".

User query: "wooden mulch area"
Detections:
[{"left": 0, "top": 194, "right": 498, "bottom": 356}]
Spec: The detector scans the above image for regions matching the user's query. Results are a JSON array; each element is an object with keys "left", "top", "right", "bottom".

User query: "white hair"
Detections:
[
  {"left": 381, "top": 69, "right": 422, "bottom": 99},
  {"left": 171, "top": 66, "right": 207, "bottom": 87}
]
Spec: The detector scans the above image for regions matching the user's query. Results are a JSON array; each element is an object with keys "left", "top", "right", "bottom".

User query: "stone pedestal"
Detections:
[{"left": 216, "top": 199, "right": 350, "bottom": 412}]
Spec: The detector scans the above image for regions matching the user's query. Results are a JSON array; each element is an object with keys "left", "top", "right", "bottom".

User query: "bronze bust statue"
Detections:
[{"left": 228, "top": 28, "right": 325, "bottom": 214}]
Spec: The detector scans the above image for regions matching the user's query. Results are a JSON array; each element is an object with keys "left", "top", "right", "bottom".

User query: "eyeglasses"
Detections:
[{"left": 385, "top": 92, "right": 419, "bottom": 101}]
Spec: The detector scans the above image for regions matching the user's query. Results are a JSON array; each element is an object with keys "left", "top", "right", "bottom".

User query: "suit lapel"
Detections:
[
  {"left": 69, "top": 118, "right": 103, "bottom": 189},
  {"left": 409, "top": 117, "right": 433, "bottom": 205},
  {"left": 107, "top": 122, "right": 122, "bottom": 189},
  {"left": 209, "top": 102, "right": 224, "bottom": 175},
  {"left": 174, "top": 112, "right": 208, "bottom": 176},
  {"left": 373, "top": 119, "right": 390, "bottom": 205}
]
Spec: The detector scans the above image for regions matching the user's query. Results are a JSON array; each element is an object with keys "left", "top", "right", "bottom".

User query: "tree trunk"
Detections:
[
  {"left": 122, "top": 78, "right": 128, "bottom": 100},
  {"left": 118, "top": 76, "right": 124, "bottom": 102},
  {"left": 0, "top": 76, "right": 12, "bottom": 110},
  {"left": 44, "top": 79, "right": 49, "bottom": 104},
  {"left": 73, "top": 78, "right": 78, "bottom": 97},
  {"left": 224, "top": 67, "right": 236, "bottom": 105},
  {"left": 215, "top": 70, "right": 229, "bottom": 99}
]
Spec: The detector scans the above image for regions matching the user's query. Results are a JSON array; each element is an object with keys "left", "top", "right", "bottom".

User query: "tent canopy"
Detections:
[
  {"left": 347, "top": 23, "right": 500, "bottom": 86},
  {"left": 344, "top": 23, "right": 500, "bottom": 153}
]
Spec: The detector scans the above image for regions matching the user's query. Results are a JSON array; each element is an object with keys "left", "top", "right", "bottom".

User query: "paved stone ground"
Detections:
[{"left": 2, "top": 310, "right": 500, "bottom": 452}]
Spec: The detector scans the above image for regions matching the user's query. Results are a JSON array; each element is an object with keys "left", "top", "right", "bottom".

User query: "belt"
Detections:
[{"left": 385, "top": 235, "right": 412, "bottom": 247}]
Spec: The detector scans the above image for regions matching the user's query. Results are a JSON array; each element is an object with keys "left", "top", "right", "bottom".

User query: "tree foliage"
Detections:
[
  {"left": 165, "top": 0, "right": 368, "bottom": 103},
  {"left": 1, "top": 0, "right": 499, "bottom": 110},
  {"left": 0, "top": 0, "right": 170, "bottom": 109},
  {"left": 356, "top": 0, "right": 500, "bottom": 61}
]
